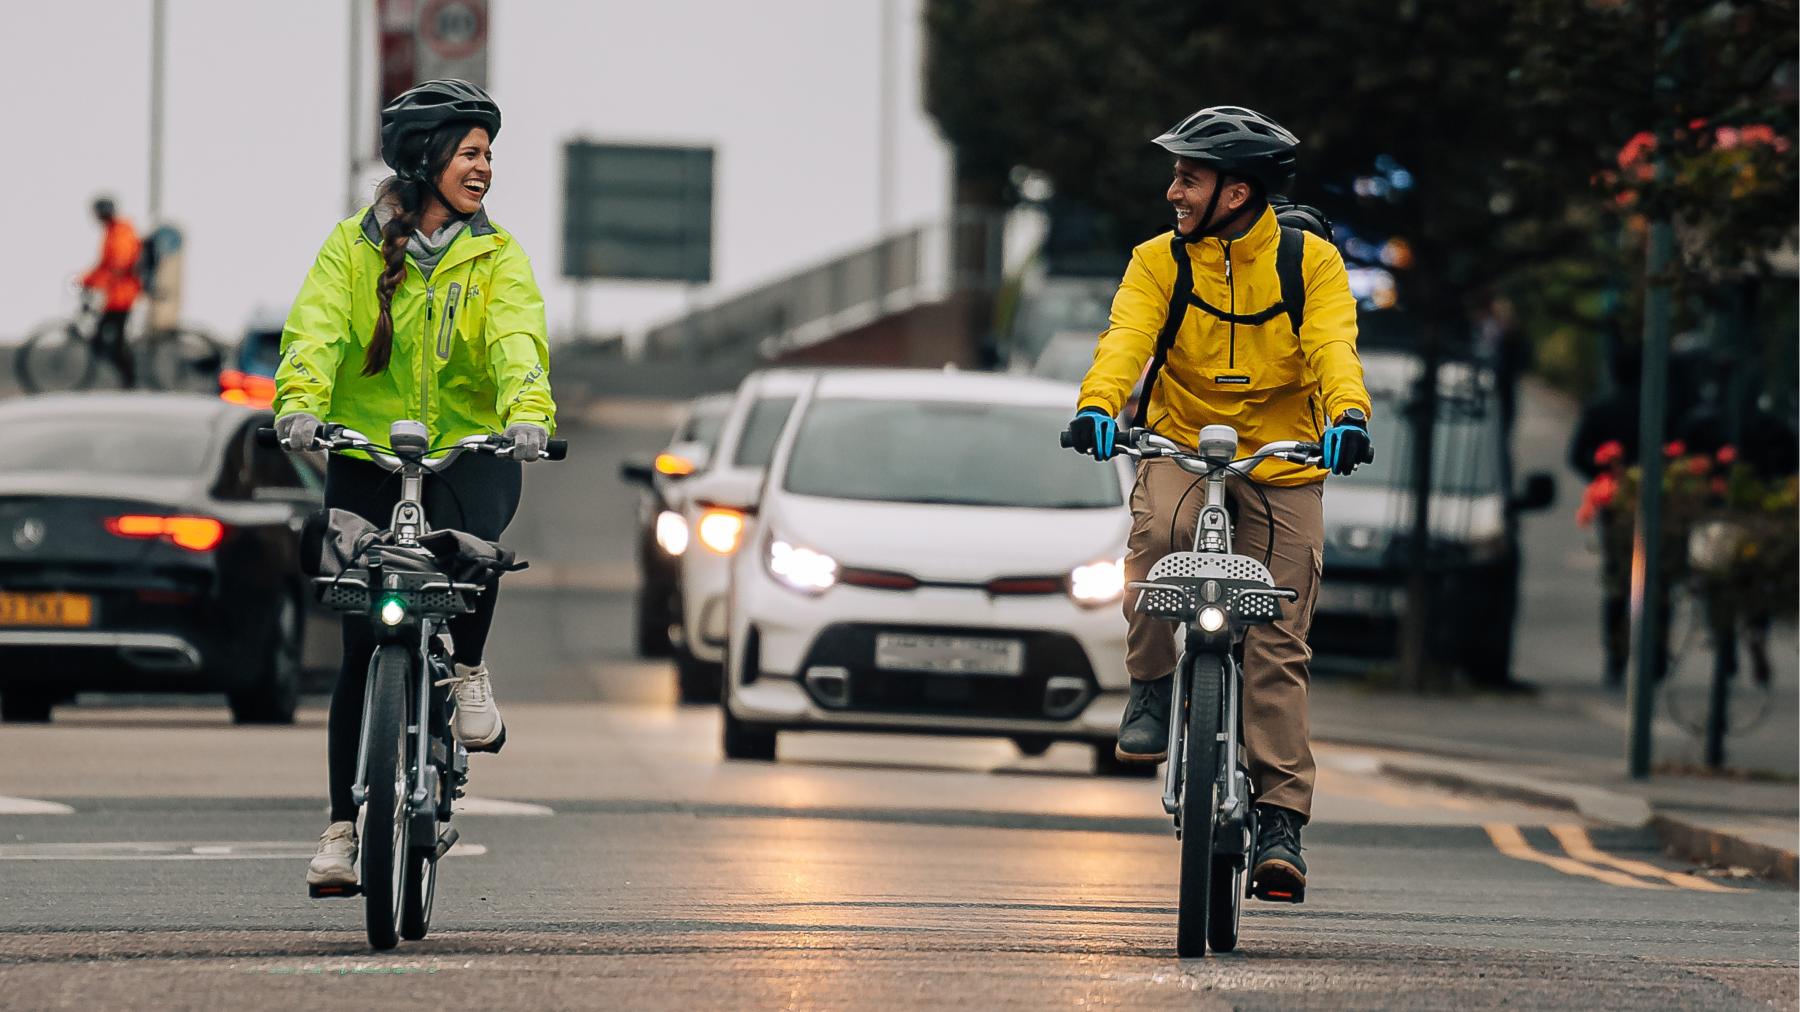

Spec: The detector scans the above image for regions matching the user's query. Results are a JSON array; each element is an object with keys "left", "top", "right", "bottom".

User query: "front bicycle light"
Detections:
[
  {"left": 377, "top": 595, "right": 408, "bottom": 627},
  {"left": 1196, "top": 605, "right": 1228, "bottom": 633}
]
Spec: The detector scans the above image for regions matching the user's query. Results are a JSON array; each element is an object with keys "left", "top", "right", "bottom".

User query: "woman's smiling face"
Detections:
[{"left": 435, "top": 127, "right": 493, "bottom": 215}]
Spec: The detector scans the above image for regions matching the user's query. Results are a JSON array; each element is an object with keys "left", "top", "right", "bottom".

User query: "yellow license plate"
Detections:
[{"left": 0, "top": 592, "right": 94, "bottom": 628}]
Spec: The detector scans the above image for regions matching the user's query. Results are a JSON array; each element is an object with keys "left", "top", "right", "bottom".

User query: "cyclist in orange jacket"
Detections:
[{"left": 81, "top": 196, "right": 143, "bottom": 388}]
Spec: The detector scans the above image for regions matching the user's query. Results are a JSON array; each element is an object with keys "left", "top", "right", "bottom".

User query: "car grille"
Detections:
[{"left": 794, "top": 623, "right": 1098, "bottom": 721}]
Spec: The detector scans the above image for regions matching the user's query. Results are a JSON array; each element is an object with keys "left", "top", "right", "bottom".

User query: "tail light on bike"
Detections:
[{"left": 104, "top": 514, "right": 227, "bottom": 552}]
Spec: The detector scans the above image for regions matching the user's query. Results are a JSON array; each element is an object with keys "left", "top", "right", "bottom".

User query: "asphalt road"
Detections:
[{"left": 1, "top": 411, "right": 1795, "bottom": 1010}]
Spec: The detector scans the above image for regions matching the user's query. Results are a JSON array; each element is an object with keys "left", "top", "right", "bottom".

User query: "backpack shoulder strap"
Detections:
[
  {"left": 1132, "top": 234, "right": 1193, "bottom": 428},
  {"left": 1276, "top": 225, "right": 1306, "bottom": 336}
]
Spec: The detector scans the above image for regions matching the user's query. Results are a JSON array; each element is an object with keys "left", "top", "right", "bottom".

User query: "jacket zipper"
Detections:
[
  {"left": 1222, "top": 239, "right": 1236, "bottom": 368},
  {"left": 1308, "top": 395, "right": 1323, "bottom": 441},
  {"left": 421, "top": 285, "right": 435, "bottom": 426},
  {"left": 437, "top": 281, "right": 461, "bottom": 360}
]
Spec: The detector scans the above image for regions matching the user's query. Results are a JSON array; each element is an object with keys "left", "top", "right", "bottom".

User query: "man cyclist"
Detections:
[
  {"left": 1065, "top": 106, "right": 1372, "bottom": 902},
  {"left": 81, "top": 196, "right": 143, "bottom": 388}
]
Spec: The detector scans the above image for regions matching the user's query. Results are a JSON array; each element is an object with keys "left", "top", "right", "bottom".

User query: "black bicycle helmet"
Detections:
[
  {"left": 92, "top": 195, "right": 116, "bottom": 219},
  {"left": 380, "top": 79, "right": 502, "bottom": 182},
  {"left": 1152, "top": 106, "right": 1299, "bottom": 193}
]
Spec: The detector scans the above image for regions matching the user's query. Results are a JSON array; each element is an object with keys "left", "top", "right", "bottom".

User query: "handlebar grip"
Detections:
[
  {"left": 1361, "top": 443, "right": 1376, "bottom": 464},
  {"left": 255, "top": 426, "right": 279, "bottom": 448},
  {"left": 1059, "top": 429, "right": 1075, "bottom": 449},
  {"left": 545, "top": 439, "right": 568, "bottom": 461}
]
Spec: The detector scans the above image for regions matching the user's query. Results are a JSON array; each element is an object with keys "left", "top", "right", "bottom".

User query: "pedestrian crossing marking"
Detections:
[
  {"left": 1483, "top": 823, "right": 1668, "bottom": 890},
  {"left": 1547, "top": 824, "right": 1743, "bottom": 893}
]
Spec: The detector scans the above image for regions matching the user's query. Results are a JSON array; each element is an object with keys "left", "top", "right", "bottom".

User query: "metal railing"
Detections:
[{"left": 640, "top": 212, "right": 1003, "bottom": 361}]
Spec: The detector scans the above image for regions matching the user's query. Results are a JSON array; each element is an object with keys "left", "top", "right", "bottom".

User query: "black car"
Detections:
[
  {"left": 619, "top": 393, "right": 732, "bottom": 657},
  {"left": 0, "top": 393, "right": 334, "bottom": 723}
]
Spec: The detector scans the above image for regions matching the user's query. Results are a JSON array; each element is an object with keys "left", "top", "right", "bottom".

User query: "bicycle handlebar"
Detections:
[
  {"left": 255, "top": 425, "right": 567, "bottom": 466},
  {"left": 1059, "top": 425, "right": 1323, "bottom": 472}
]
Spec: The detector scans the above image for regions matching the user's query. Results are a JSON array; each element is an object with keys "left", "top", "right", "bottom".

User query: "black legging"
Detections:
[
  {"left": 96, "top": 309, "right": 134, "bottom": 388},
  {"left": 324, "top": 451, "right": 522, "bottom": 822}
]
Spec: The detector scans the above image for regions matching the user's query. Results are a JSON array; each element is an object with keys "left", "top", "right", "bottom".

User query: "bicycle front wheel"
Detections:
[
  {"left": 15, "top": 318, "right": 96, "bottom": 394},
  {"left": 137, "top": 326, "right": 224, "bottom": 393},
  {"left": 1175, "top": 651, "right": 1223, "bottom": 958},
  {"left": 361, "top": 644, "right": 412, "bottom": 951}
]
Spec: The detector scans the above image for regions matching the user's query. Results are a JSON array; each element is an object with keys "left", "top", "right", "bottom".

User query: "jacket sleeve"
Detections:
[
  {"left": 1300, "top": 239, "right": 1372, "bottom": 422},
  {"left": 1076, "top": 247, "right": 1166, "bottom": 417},
  {"left": 485, "top": 239, "right": 557, "bottom": 434},
  {"left": 274, "top": 225, "right": 354, "bottom": 420},
  {"left": 83, "top": 226, "right": 136, "bottom": 290}
]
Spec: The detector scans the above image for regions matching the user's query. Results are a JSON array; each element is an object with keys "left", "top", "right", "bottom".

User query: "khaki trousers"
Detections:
[{"left": 1123, "top": 458, "right": 1323, "bottom": 818}]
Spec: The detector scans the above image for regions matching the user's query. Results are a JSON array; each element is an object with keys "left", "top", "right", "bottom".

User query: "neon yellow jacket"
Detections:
[
  {"left": 274, "top": 206, "right": 556, "bottom": 448},
  {"left": 1078, "top": 206, "right": 1370, "bottom": 486}
]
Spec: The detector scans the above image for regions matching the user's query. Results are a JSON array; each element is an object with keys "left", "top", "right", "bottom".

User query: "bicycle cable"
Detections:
[{"left": 1164, "top": 463, "right": 1278, "bottom": 569}]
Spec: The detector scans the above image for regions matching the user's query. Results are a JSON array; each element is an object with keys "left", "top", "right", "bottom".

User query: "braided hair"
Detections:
[{"left": 362, "top": 122, "right": 472, "bottom": 376}]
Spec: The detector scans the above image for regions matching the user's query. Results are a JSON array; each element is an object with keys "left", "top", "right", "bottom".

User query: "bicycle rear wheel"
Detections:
[
  {"left": 137, "top": 326, "right": 224, "bottom": 393},
  {"left": 15, "top": 319, "right": 96, "bottom": 394},
  {"left": 1175, "top": 652, "right": 1222, "bottom": 958},
  {"left": 361, "top": 645, "right": 412, "bottom": 951}
]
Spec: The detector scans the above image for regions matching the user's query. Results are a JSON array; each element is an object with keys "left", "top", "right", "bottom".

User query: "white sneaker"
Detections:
[
  {"left": 307, "top": 821, "right": 358, "bottom": 890},
  {"left": 441, "top": 661, "right": 506, "bottom": 752}
]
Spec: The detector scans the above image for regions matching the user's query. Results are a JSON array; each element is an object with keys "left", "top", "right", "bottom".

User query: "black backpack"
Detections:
[{"left": 1132, "top": 202, "right": 1333, "bottom": 428}]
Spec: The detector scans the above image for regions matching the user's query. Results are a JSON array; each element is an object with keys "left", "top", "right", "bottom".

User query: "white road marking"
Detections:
[
  {"left": 453, "top": 797, "right": 555, "bottom": 817},
  {"left": 0, "top": 795, "right": 74, "bottom": 815},
  {"left": 0, "top": 840, "right": 489, "bottom": 860}
]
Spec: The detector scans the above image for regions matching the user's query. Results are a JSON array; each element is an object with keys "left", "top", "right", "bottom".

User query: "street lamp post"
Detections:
[{"left": 148, "top": 0, "right": 166, "bottom": 222}]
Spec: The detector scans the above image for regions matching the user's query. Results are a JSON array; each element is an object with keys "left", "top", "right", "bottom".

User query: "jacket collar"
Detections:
[
  {"left": 1186, "top": 205, "right": 1280, "bottom": 266},
  {"left": 358, "top": 203, "right": 497, "bottom": 246}
]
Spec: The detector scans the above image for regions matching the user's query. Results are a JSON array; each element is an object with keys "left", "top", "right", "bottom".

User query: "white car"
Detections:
[
  {"left": 719, "top": 369, "right": 1139, "bottom": 774},
  {"left": 668, "top": 370, "right": 811, "bottom": 702}
]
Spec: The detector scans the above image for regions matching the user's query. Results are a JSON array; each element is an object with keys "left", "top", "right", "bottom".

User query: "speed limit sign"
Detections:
[{"left": 416, "top": 0, "right": 488, "bottom": 83}]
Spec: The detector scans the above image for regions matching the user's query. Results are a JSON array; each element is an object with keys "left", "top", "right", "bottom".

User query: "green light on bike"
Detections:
[{"left": 377, "top": 596, "right": 407, "bottom": 626}]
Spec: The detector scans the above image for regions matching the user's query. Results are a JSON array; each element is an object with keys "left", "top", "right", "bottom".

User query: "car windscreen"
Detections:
[
  {"left": 0, "top": 416, "right": 213, "bottom": 478},
  {"left": 1359, "top": 388, "right": 1502, "bottom": 495},
  {"left": 237, "top": 329, "right": 283, "bottom": 376},
  {"left": 677, "top": 404, "right": 729, "bottom": 450},
  {"left": 784, "top": 399, "right": 1124, "bottom": 509},
  {"left": 730, "top": 396, "right": 796, "bottom": 468}
]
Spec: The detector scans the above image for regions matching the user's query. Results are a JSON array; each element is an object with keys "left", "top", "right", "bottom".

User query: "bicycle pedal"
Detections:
[
  {"left": 308, "top": 882, "right": 362, "bottom": 899},
  {"left": 1251, "top": 880, "right": 1305, "bottom": 904}
]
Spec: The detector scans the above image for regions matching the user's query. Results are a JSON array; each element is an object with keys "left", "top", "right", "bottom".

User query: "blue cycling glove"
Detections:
[
  {"left": 1068, "top": 408, "right": 1119, "bottom": 461},
  {"left": 1321, "top": 409, "right": 1373, "bottom": 476}
]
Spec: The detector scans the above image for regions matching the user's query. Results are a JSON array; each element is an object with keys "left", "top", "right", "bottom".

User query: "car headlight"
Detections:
[
  {"left": 697, "top": 508, "right": 746, "bottom": 555},
  {"left": 1069, "top": 557, "right": 1126, "bottom": 606},
  {"left": 655, "top": 510, "right": 689, "bottom": 556},
  {"left": 767, "top": 537, "right": 838, "bottom": 593},
  {"left": 377, "top": 596, "right": 407, "bottom": 627},
  {"left": 1196, "top": 605, "right": 1227, "bottom": 633}
]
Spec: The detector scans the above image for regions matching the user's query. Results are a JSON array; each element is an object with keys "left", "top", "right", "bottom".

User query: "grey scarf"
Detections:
[{"left": 372, "top": 192, "right": 468, "bottom": 281}]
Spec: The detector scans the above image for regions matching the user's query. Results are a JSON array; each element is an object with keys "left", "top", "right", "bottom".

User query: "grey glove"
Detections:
[
  {"left": 274, "top": 412, "right": 322, "bottom": 452},
  {"left": 503, "top": 422, "right": 549, "bottom": 462}
]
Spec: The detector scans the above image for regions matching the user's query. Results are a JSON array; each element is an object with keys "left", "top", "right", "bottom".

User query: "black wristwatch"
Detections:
[{"left": 1336, "top": 408, "right": 1367, "bottom": 429}]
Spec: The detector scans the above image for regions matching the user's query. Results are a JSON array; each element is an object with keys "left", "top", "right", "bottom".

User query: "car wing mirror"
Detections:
[
  {"left": 1512, "top": 472, "right": 1556, "bottom": 513},
  {"left": 619, "top": 459, "right": 655, "bottom": 487}
]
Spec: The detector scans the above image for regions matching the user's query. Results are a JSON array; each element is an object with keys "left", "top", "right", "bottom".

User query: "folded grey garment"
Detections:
[
  {"left": 417, "top": 527, "right": 527, "bottom": 584},
  {"left": 303, "top": 508, "right": 384, "bottom": 578}
]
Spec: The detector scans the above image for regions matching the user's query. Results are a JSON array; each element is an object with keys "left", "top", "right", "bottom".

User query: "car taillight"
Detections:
[
  {"left": 218, "top": 370, "right": 275, "bottom": 408},
  {"left": 104, "top": 515, "right": 227, "bottom": 552}
]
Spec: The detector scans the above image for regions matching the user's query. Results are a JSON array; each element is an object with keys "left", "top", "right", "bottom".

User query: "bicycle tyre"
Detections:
[
  {"left": 137, "top": 326, "right": 224, "bottom": 393},
  {"left": 362, "top": 644, "right": 412, "bottom": 951},
  {"left": 1175, "top": 652, "right": 1222, "bottom": 958},
  {"left": 15, "top": 318, "right": 96, "bottom": 394}
]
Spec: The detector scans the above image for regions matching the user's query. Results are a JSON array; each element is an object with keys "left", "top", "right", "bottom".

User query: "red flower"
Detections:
[
  {"left": 1594, "top": 440, "right": 1626, "bottom": 468},
  {"left": 1711, "top": 477, "right": 1729, "bottom": 497},
  {"left": 1716, "top": 445, "right": 1738, "bottom": 465},
  {"left": 1686, "top": 455, "right": 1711, "bottom": 476},
  {"left": 1664, "top": 440, "right": 1687, "bottom": 458}
]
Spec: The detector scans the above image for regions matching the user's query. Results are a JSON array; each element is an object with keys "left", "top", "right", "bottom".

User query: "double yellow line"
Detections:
[{"left": 1483, "top": 823, "right": 1744, "bottom": 893}]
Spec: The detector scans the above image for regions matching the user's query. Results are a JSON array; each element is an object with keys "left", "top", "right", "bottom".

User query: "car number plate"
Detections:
[
  {"left": 874, "top": 633, "right": 1024, "bottom": 677},
  {"left": 0, "top": 592, "right": 94, "bottom": 628}
]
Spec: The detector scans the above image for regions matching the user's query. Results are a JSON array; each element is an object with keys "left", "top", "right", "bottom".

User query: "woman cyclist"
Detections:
[{"left": 272, "top": 79, "right": 557, "bottom": 891}]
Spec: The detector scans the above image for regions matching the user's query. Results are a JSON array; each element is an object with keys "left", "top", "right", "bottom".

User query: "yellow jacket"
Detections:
[{"left": 1077, "top": 206, "right": 1371, "bottom": 486}]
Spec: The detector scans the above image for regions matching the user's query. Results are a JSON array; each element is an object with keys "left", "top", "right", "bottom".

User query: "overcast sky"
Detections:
[{"left": 5, "top": 0, "right": 952, "bottom": 344}]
